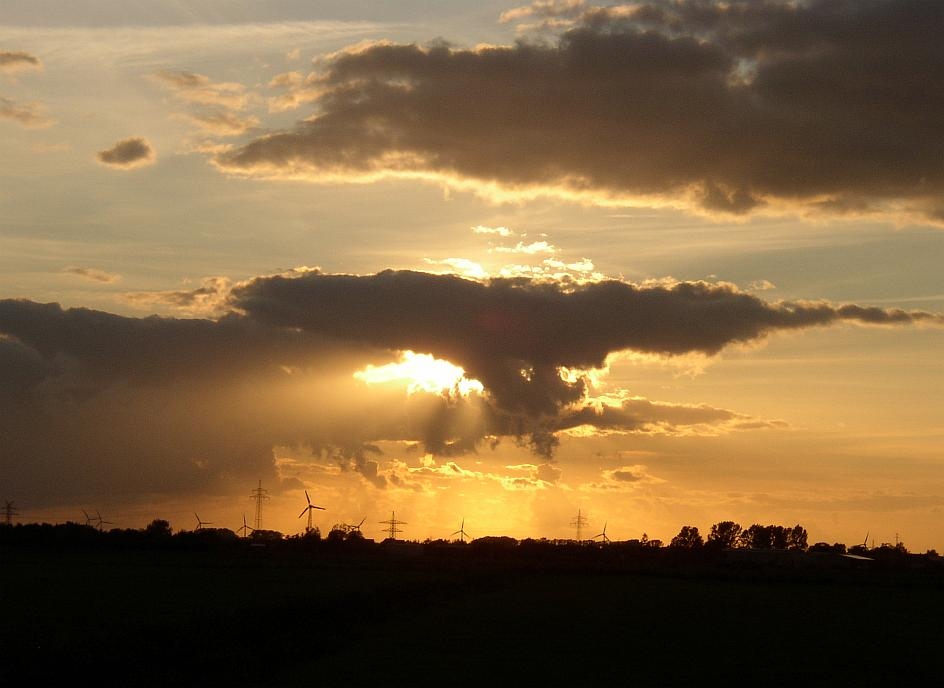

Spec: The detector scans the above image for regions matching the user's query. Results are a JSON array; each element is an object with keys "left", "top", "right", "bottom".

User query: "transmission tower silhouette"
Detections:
[
  {"left": 249, "top": 480, "right": 269, "bottom": 531},
  {"left": 570, "top": 508, "right": 588, "bottom": 542},
  {"left": 3, "top": 501, "right": 19, "bottom": 525},
  {"left": 379, "top": 510, "right": 407, "bottom": 540}
]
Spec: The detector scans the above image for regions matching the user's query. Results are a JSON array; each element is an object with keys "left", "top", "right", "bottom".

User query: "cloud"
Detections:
[
  {"left": 216, "top": 1, "right": 944, "bottom": 223},
  {"left": 229, "top": 269, "right": 939, "bottom": 452},
  {"left": 153, "top": 70, "right": 250, "bottom": 110},
  {"left": 472, "top": 225, "right": 515, "bottom": 237},
  {"left": 581, "top": 463, "right": 666, "bottom": 491},
  {"left": 177, "top": 111, "right": 260, "bottom": 137},
  {"left": 63, "top": 267, "right": 121, "bottom": 284},
  {"left": 747, "top": 279, "right": 777, "bottom": 292},
  {"left": 492, "top": 241, "right": 558, "bottom": 255},
  {"left": 0, "top": 97, "right": 54, "bottom": 128},
  {"left": 266, "top": 70, "right": 324, "bottom": 112},
  {"left": 0, "top": 50, "right": 42, "bottom": 73},
  {"left": 97, "top": 137, "right": 155, "bottom": 169},
  {"left": 423, "top": 257, "right": 489, "bottom": 280},
  {"left": 123, "top": 277, "right": 232, "bottom": 316},
  {"left": 2, "top": 268, "right": 938, "bottom": 503}
]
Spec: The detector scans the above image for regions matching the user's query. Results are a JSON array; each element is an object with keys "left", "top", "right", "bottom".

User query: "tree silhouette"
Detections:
[
  {"left": 144, "top": 519, "right": 172, "bottom": 538},
  {"left": 707, "top": 521, "right": 742, "bottom": 549},
  {"left": 787, "top": 525, "right": 808, "bottom": 551},
  {"left": 670, "top": 526, "right": 703, "bottom": 548}
]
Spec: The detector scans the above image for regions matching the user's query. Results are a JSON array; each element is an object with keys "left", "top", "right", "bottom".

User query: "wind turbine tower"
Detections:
[
  {"left": 298, "top": 490, "right": 325, "bottom": 533},
  {"left": 194, "top": 513, "right": 212, "bottom": 531},
  {"left": 249, "top": 480, "right": 269, "bottom": 531},
  {"left": 451, "top": 517, "right": 472, "bottom": 543},
  {"left": 594, "top": 521, "right": 611, "bottom": 545},
  {"left": 379, "top": 511, "right": 407, "bottom": 540},
  {"left": 96, "top": 510, "right": 114, "bottom": 532},
  {"left": 570, "top": 508, "right": 589, "bottom": 542},
  {"left": 237, "top": 514, "right": 254, "bottom": 538}
]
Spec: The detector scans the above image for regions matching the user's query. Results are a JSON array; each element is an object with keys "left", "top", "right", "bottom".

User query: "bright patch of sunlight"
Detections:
[{"left": 354, "top": 351, "right": 485, "bottom": 395}]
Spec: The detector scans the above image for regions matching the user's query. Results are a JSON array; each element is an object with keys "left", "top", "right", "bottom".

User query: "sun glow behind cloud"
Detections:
[{"left": 353, "top": 350, "right": 485, "bottom": 396}]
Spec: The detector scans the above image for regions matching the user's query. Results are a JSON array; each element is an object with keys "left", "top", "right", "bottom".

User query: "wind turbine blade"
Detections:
[
  {"left": 298, "top": 507, "right": 309, "bottom": 518},
  {"left": 305, "top": 490, "right": 311, "bottom": 506},
  {"left": 314, "top": 505, "right": 325, "bottom": 510},
  {"left": 358, "top": 517, "right": 366, "bottom": 527}
]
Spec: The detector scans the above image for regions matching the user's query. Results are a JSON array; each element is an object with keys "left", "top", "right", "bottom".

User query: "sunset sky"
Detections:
[{"left": 2, "top": 0, "right": 942, "bottom": 549}]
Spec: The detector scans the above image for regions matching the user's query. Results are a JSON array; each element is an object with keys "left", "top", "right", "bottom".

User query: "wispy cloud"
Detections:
[
  {"left": 154, "top": 70, "right": 250, "bottom": 110},
  {"left": 0, "top": 97, "right": 54, "bottom": 128},
  {"left": 492, "top": 241, "right": 558, "bottom": 255},
  {"left": 472, "top": 225, "right": 515, "bottom": 237},
  {"left": 176, "top": 111, "right": 260, "bottom": 137},
  {"left": 63, "top": 267, "right": 121, "bottom": 284},
  {"left": 0, "top": 50, "right": 42, "bottom": 73}
]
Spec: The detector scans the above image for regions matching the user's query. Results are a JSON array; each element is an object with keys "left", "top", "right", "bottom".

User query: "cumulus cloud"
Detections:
[
  {"left": 0, "top": 50, "right": 42, "bottom": 73},
  {"left": 154, "top": 70, "right": 250, "bottom": 110},
  {"left": 97, "top": 137, "right": 155, "bottom": 169},
  {"left": 0, "top": 97, "right": 54, "bottom": 128},
  {"left": 230, "top": 269, "right": 939, "bottom": 453},
  {"left": 2, "top": 269, "right": 939, "bottom": 502},
  {"left": 216, "top": 0, "right": 944, "bottom": 223},
  {"left": 63, "top": 267, "right": 121, "bottom": 284}
]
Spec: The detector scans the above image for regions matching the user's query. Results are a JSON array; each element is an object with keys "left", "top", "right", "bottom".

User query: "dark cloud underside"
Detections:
[
  {"left": 217, "top": 0, "right": 944, "bottom": 221},
  {"left": 1, "top": 269, "right": 938, "bottom": 501},
  {"left": 97, "top": 137, "right": 155, "bottom": 168}
]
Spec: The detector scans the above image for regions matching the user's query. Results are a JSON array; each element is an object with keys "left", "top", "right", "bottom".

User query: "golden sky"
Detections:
[{"left": 1, "top": 1, "right": 942, "bottom": 550}]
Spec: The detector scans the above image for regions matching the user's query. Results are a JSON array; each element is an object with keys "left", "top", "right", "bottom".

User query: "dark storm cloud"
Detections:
[
  {"left": 3, "top": 269, "right": 936, "bottom": 500},
  {"left": 217, "top": 0, "right": 944, "bottom": 221},
  {"left": 97, "top": 137, "right": 155, "bottom": 169},
  {"left": 230, "top": 270, "right": 941, "bottom": 417},
  {"left": 0, "top": 299, "right": 376, "bottom": 503}
]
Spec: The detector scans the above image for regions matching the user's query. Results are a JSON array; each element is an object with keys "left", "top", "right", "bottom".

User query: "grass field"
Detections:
[{"left": 3, "top": 545, "right": 942, "bottom": 686}]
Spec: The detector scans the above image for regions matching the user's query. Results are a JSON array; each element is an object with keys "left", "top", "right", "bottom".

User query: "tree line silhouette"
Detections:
[{"left": 0, "top": 517, "right": 935, "bottom": 562}]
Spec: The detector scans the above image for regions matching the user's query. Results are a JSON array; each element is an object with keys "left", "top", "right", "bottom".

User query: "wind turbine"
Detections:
[
  {"left": 96, "top": 511, "right": 113, "bottom": 532},
  {"left": 593, "top": 521, "right": 611, "bottom": 545},
  {"left": 236, "top": 513, "right": 254, "bottom": 538},
  {"left": 194, "top": 513, "right": 212, "bottom": 531},
  {"left": 451, "top": 517, "right": 472, "bottom": 543},
  {"left": 298, "top": 490, "right": 325, "bottom": 533},
  {"left": 82, "top": 509, "right": 95, "bottom": 527},
  {"left": 345, "top": 516, "right": 367, "bottom": 535}
]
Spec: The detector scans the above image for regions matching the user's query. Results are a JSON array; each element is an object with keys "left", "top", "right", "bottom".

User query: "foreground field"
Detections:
[{"left": 3, "top": 545, "right": 942, "bottom": 686}]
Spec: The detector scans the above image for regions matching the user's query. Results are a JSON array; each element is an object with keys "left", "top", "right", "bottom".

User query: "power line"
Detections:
[
  {"left": 379, "top": 510, "right": 407, "bottom": 540},
  {"left": 3, "top": 501, "right": 19, "bottom": 525},
  {"left": 249, "top": 480, "right": 269, "bottom": 531},
  {"left": 570, "top": 508, "right": 588, "bottom": 542}
]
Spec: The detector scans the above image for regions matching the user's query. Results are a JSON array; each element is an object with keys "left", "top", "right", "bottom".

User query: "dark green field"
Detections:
[{"left": 3, "top": 545, "right": 942, "bottom": 686}]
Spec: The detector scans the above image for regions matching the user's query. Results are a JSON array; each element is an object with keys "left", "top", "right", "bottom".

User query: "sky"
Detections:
[{"left": 2, "top": 0, "right": 942, "bottom": 549}]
